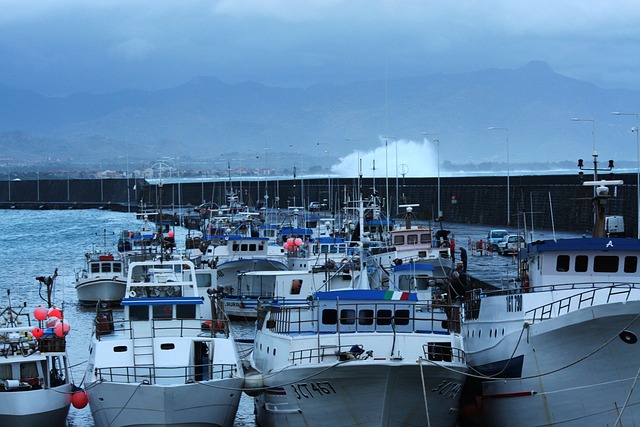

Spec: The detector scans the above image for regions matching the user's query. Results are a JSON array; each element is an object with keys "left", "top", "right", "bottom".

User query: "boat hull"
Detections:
[
  {"left": 255, "top": 362, "right": 465, "bottom": 427},
  {"left": 76, "top": 276, "right": 127, "bottom": 305},
  {"left": 87, "top": 378, "right": 244, "bottom": 427},
  {"left": 0, "top": 385, "right": 72, "bottom": 427},
  {"left": 473, "top": 301, "right": 640, "bottom": 426}
]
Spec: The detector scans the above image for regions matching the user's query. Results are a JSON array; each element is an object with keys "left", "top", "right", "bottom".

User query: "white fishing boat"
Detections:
[
  {"left": 0, "top": 273, "right": 75, "bottom": 426},
  {"left": 244, "top": 243, "right": 468, "bottom": 427},
  {"left": 75, "top": 251, "right": 127, "bottom": 306},
  {"left": 246, "top": 288, "right": 467, "bottom": 426},
  {"left": 461, "top": 154, "right": 640, "bottom": 426},
  {"left": 84, "top": 259, "right": 244, "bottom": 427}
]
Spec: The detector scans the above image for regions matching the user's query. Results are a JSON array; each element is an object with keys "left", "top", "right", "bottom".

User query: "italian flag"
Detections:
[{"left": 384, "top": 291, "right": 411, "bottom": 300}]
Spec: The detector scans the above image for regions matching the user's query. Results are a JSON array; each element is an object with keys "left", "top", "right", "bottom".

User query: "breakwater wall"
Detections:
[{"left": 0, "top": 174, "right": 636, "bottom": 235}]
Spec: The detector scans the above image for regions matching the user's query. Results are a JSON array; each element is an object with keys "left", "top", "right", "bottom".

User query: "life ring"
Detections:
[
  {"left": 129, "top": 290, "right": 137, "bottom": 297},
  {"left": 340, "top": 258, "right": 349, "bottom": 264}
]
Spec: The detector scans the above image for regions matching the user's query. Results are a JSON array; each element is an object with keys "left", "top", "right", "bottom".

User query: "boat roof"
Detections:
[
  {"left": 315, "top": 289, "right": 418, "bottom": 301},
  {"left": 526, "top": 237, "right": 640, "bottom": 254},
  {"left": 393, "top": 263, "right": 435, "bottom": 272}
]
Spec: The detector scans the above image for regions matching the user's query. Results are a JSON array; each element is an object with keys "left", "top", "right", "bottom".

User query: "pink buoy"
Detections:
[
  {"left": 168, "top": 230, "right": 175, "bottom": 238},
  {"left": 46, "top": 318, "right": 59, "bottom": 328},
  {"left": 287, "top": 237, "right": 294, "bottom": 245},
  {"left": 71, "top": 391, "right": 89, "bottom": 409},
  {"left": 31, "top": 327, "right": 44, "bottom": 339},
  {"left": 34, "top": 306, "right": 48, "bottom": 321},
  {"left": 48, "top": 307, "right": 62, "bottom": 319},
  {"left": 294, "top": 238, "right": 303, "bottom": 246},
  {"left": 54, "top": 322, "right": 71, "bottom": 337}
]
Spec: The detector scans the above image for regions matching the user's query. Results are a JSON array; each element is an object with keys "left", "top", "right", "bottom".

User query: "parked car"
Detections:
[
  {"left": 497, "top": 234, "right": 525, "bottom": 255},
  {"left": 487, "top": 229, "right": 509, "bottom": 250}
]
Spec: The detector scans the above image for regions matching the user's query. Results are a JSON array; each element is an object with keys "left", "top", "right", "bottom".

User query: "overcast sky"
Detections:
[{"left": 2, "top": 0, "right": 640, "bottom": 97}]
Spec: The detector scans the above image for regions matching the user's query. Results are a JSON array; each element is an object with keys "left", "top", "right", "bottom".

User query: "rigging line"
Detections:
[
  {"left": 614, "top": 364, "right": 640, "bottom": 427},
  {"left": 110, "top": 381, "right": 146, "bottom": 424},
  {"left": 419, "top": 357, "right": 431, "bottom": 427}
]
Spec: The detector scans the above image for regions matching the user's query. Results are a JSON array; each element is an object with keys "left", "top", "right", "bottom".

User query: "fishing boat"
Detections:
[
  {"left": 84, "top": 259, "right": 244, "bottom": 427},
  {"left": 75, "top": 230, "right": 127, "bottom": 305},
  {"left": 461, "top": 153, "right": 640, "bottom": 426},
  {"left": 243, "top": 200, "right": 468, "bottom": 427},
  {"left": 0, "top": 271, "right": 75, "bottom": 426},
  {"left": 75, "top": 251, "right": 127, "bottom": 306}
]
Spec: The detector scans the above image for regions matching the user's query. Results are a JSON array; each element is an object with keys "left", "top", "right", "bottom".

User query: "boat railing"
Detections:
[
  {"left": 422, "top": 342, "right": 466, "bottom": 364},
  {"left": 526, "top": 284, "right": 635, "bottom": 324},
  {"left": 289, "top": 343, "right": 366, "bottom": 365},
  {"left": 266, "top": 299, "right": 462, "bottom": 336},
  {"left": 95, "top": 362, "right": 238, "bottom": 384},
  {"left": 94, "top": 317, "right": 225, "bottom": 340}
]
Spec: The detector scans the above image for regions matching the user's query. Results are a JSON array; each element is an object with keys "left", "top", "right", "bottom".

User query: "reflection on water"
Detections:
[{"left": 0, "top": 209, "right": 580, "bottom": 426}]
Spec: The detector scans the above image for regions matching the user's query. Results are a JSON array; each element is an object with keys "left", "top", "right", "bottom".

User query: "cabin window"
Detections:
[
  {"left": 153, "top": 305, "right": 173, "bottom": 319},
  {"left": 113, "top": 263, "right": 122, "bottom": 273},
  {"left": 290, "top": 279, "right": 302, "bottom": 295},
  {"left": 556, "top": 255, "right": 570, "bottom": 272},
  {"left": 407, "top": 234, "right": 418, "bottom": 245},
  {"left": 594, "top": 256, "right": 619, "bottom": 273},
  {"left": 196, "top": 273, "right": 213, "bottom": 288},
  {"left": 91, "top": 264, "right": 100, "bottom": 273},
  {"left": 101, "top": 263, "right": 112, "bottom": 273},
  {"left": 420, "top": 233, "right": 431, "bottom": 244},
  {"left": 129, "top": 305, "right": 149, "bottom": 321},
  {"left": 358, "top": 309, "right": 374, "bottom": 325},
  {"left": 624, "top": 256, "right": 638, "bottom": 273},
  {"left": 176, "top": 304, "right": 196, "bottom": 319},
  {"left": 340, "top": 309, "right": 356, "bottom": 325},
  {"left": 394, "top": 309, "right": 410, "bottom": 326},
  {"left": 113, "top": 346, "right": 127, "bottom": 352},
  {"left": 393, "top": 235, "right": 405, "bottom": 245},
  {"left": 232, "top": 243, "right": 239, "bottom": 251},
  {"left": 20, "top": 362, "right": 39, "bottom": 379},
  {"left": 160, "top": 343, "right": 175, "bottom": 350},
  {"left": 322, "top": 309, "right": 338, "bottom": 325},
  {"left": 377, "top": 309, "right": 393, "bottom": 326},
  {"left": 0, "top": 364, "right": 12, "bottom": 379},
  {"left": 575, "top": 255, "right": 588, "bottom": 272}
]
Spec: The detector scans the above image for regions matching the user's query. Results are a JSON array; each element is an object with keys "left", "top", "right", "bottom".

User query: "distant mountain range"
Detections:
[{"left": 2, "top": 60, "right": 639, "bottom": 171}]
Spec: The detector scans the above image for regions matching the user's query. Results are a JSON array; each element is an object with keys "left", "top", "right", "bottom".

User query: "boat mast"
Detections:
[{"left": 578, "top": 152, "right": 622, "bottom": 238}]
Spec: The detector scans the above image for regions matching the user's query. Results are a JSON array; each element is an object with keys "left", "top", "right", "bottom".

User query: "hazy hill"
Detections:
[{"left": 1, "top": 60, "right": 639, "bottom": 169}]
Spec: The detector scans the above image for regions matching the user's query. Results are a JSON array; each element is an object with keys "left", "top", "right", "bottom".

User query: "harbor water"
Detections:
[{"left": 0, "top": 209, "right": 579, "bottom": 426}]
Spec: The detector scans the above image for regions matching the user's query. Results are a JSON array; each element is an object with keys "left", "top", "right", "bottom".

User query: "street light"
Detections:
[
  {"left": 422, "top": 132, "right": 441, "bottom": 220},
  {"left": 612, "top": 112, "right": 640, "bottom": 239},
  {"left": 488, "top": 127, "right": 510, "bottom": 225}
]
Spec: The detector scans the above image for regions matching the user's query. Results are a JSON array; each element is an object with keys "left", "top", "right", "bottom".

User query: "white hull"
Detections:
[
  {"left": 0, "top": 384, "right": 72, "bottom": 427},
  {"left": 88, "top": 378, "right": 243, "bottom": 427},
  {"left": 255, "top": 363, "right": 465, "bottom": 427},
  {"left": 76, "top": 276, "right": 127, "bottom": 305},
  {"left": 470, "top": 301, "right": 640, "bottom": 427}
]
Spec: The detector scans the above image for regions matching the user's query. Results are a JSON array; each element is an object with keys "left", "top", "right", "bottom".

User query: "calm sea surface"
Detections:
[{"left": 0, "top": 209, "right": 579, "bottom": 426}]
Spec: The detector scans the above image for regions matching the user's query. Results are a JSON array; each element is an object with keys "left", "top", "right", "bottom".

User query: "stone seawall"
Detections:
[{"left": 0, "top": 174, "right": 635, "bottom": 234}]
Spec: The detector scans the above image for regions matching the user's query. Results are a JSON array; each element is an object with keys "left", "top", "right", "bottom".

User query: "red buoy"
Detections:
[
  {"left": 71, "top": 391, "right": 89, "bottom": 409},
  {"left": 48, "top": 307, "right": 62, "bottom": 319},
  {"left": 54, "top": 321, "right": 71, "bottom": 337},
  {"left": 34, "top": 306, "right": 48, "bottom": 321},
  {"left": 31, "top": 327, "right": 44, "bottom": 339}
]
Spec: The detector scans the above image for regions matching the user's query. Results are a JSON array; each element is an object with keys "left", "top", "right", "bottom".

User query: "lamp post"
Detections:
[
  {"left": 422, "top": 132, "right": 441, "bottom": 220},
  {"left": 612, "top": 112, "right": 640, "bottom": 239},
  {"left": 382, "top": 136, "right": 398, "bottom": 215},
  {"left": 488, "top": 127, "right": 510, "bottom": 225}
]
